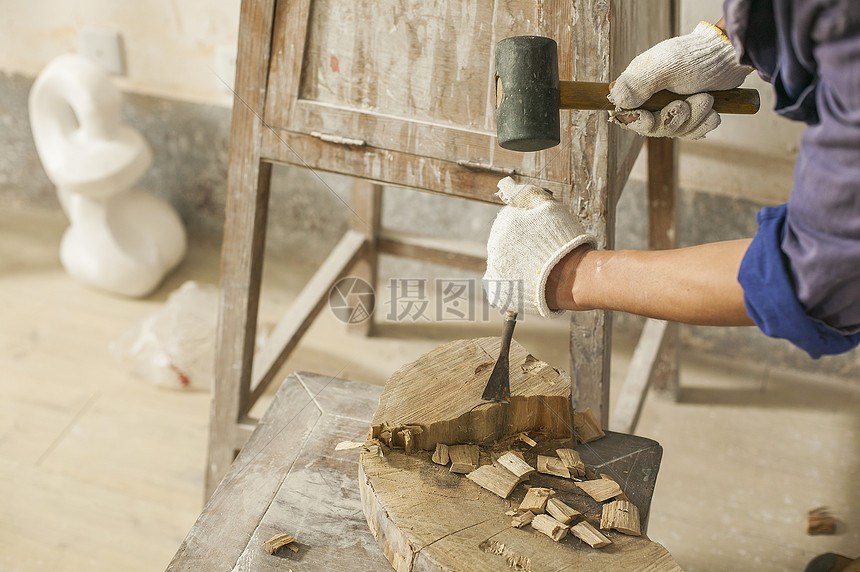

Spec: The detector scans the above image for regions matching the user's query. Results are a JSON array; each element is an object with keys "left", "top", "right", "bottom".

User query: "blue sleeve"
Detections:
[{"left": 738, "top": 204, "right": 860, "bottom": 359}]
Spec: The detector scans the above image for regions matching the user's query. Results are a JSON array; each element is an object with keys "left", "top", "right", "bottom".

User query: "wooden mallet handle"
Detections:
[{"left": 560, "top": 81, "right": 760, "bottom": 114}]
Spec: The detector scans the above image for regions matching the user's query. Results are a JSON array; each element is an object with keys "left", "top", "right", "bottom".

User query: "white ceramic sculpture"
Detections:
[{"left": 29, "top": 54, "right": 186, "bottom": 297}]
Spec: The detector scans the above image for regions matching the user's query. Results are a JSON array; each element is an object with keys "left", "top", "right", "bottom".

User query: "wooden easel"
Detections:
[{"left": 205, "top": 0, "right": 681, "bottom": 499}]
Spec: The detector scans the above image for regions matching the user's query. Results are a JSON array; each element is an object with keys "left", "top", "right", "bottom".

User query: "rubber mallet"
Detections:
[{"left": 495, "top": 35, "right": 761, "bottom": 152}]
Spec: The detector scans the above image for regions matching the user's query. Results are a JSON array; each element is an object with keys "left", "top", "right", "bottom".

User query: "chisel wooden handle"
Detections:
[{"left": 559, "top": 81, "right": 760, "bottom": 115}]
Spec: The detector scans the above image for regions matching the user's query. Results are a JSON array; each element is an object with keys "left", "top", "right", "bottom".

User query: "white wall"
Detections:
[{"left": 0, "top": 0, "right": 240, "bottom": 106}]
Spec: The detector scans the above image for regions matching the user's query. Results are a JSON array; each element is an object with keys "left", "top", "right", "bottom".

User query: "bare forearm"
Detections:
[{"left": 547, "top": 240, "right": 754, "bottom": 326}]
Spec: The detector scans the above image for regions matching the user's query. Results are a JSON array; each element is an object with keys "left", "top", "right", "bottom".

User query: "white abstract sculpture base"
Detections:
[{"left": 29, "top": 54, "right": 186, "bottom": 297}]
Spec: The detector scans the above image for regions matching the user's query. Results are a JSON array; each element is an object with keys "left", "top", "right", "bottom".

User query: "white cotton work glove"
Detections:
[
  {"left": 608, "top": 22, "right": 752, "bottom": 140},
  {"left": 612, "top": 93, "right": 721, "bottom": 140},
  {"left": 484, "top": 177, "right": 596, "bottom": 318}
]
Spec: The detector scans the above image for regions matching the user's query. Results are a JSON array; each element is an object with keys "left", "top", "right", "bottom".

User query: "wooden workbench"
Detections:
[
  {"left": 169, "top": 372, "right": 388, "bottom": 570},
  {"left": 171, "top": 372, "right": 670, "bottom": 571}
]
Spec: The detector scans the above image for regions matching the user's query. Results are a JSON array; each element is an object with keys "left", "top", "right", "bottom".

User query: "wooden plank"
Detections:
[
  {"left": 206, "top": 0, "right": 277, "bottom": 501},
  {"left": 172, "top": 374, "right": 388, "bottom": 571},
  {"left": 174, "top": 377, "right": 322, "bottom": 569},
  {"left": 258, "top": 127, "right": 571, "bottom": 202},
  {"left": 609, "top": 319, "right": 670, "bottom": 434},
  {"left": 377, "top": 229, "right": 486, "bottom": 273},
  {"left": 347, "top": 179, "right": 383, "bottom": 336},
  {"left": 245, "top": 230, "right": 367, "bottom": 414},
  {"left": 567, "top": 0, "right": 613, "bottom": 431},
  {"left": 262, "top": 0, "right": 313, "bottom": 125},
  {"left": 648, "top": 135, "right": 681, "bottom": 399}
]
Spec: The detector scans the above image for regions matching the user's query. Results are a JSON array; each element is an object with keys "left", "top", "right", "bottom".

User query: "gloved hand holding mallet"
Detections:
[{"left": 486, "top": 17, "right": 758, "bottom": 325}]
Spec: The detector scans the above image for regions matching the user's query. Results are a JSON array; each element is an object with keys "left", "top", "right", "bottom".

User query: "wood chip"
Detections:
[
  {"left": 448, "top": 444, "right": 479, "bottom": 473},
  {"left": 466, "top": 464, "right": 521, "bottom": 498},
  {"left": 537, "top": 455, "right": 571, "bottom": 478},
  {"left": 518, "top": 487, "right": 554, "bottom": 513},
  {"left": 600, "top": 474, "right": 629, "bottom": 501},
  {"left": 576, "top": 479, "right": 622, "bottom": 502},
  {"left": 263, "top": 533, "right": 298, "bottom": 554},
  {"left": 400, "top": 429, "right": 416, "bottom": 453},
  {"left": 807, "top": 507, "right": 836, "bottom": 535},
  {"left": 546, "top": 497, "right": 581, "bottom": 525},
  {"left": 431, "top": 443, "right": 449, "bottom": 465},
  {"left": 573, "top": 408, "right": 605, "bottom": 444},
  {"left": 334, "top": 441, "right": 364, "bottom": 451},
  {"left": 531, "top": 514, "right": 569, "bottom": 541},
  {"left": 570, "top": 521, "right": 611, "bottom": 548},
  {"left": 497, "top": 452, "right": 535, "bottom": 479},
  {"left": 517, "top": 432, "right": 537, "bottom": 447},
  {"left": 600, "top": 499, "right": 641, "bottom": 536},
  {"left": 511, "top": 510, "right": 535, "bottom": 528},
  {"left": 556, "top": 448, "right": 586, "bottom": 478}
]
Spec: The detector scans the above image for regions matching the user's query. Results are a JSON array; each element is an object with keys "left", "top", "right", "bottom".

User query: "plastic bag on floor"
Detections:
[{"left": 110, "top": 281, "right": 219, "bottom": 390}]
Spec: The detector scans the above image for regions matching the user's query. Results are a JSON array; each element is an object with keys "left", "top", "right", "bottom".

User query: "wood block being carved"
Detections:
[
  {"left": 576, "top": 479, "right": 622, "bottom": 502},
  {"left": 431, "top": 443, "right": 449, "bottom": 465},
  {"left": 497, "top": 451, "right": 535, "bottom": 479},
  {"left": 537, "top": 455, "right": 571, "bottom": 478},
  {"left": 369, "top": 339, "right": 571, "bottom": 451},
  {"left": 571, "top": 521, "right": 612, "bottom": 548},
  {"left": 556, "top": 448, "right": 586, "bottom": 478},
  {"left": 466, "top": 464, "right": 521, "bottom": 498},
  {"left": 531, "top": 514, "right": 569, "bottom": 542},
  {"left": 511, "top": 510, "right": 535, "bottom": 528},
  {"left": 600, "top": 500, "right": 641, "bottom": 536},
  {"left": 574, "top": 408, "right": 605, "bottom": 444},
  {"left": 519, "top": 487, "right": 554, "bottom": 513},
  {"left": 359, "top": 339, "right": 682, "bottom": 570},
  {"left": 546, "top": 497, "right": 581, "bottom": 525},
  {"left": 448, "top": 444, "right": 479, "bottom": 473}
]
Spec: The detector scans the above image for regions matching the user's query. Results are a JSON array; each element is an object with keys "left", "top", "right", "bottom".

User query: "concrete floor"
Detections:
[{"left": 1, "top": 206, "right": 858, "bottom": 571}]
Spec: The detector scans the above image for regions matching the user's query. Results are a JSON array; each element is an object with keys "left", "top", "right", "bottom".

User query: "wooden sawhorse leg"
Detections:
[
  {"left": 610, "top": 138, "right": 680, "bottom": 434},
  {"left": 206, "top": 174, "right": 379, "bottom": 500}
]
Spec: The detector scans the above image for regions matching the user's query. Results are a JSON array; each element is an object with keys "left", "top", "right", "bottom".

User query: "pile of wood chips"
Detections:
[{"left": 428, "top": 408, "right": 642, "bottom": 550}]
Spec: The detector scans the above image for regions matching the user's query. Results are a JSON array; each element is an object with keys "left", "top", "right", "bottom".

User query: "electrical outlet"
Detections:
[
  {"left": 79, "top": 28, "right": 124, "bottom": 75},
  {"left": 214, "top": 45, "right": 237, "bottom": 92}
]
